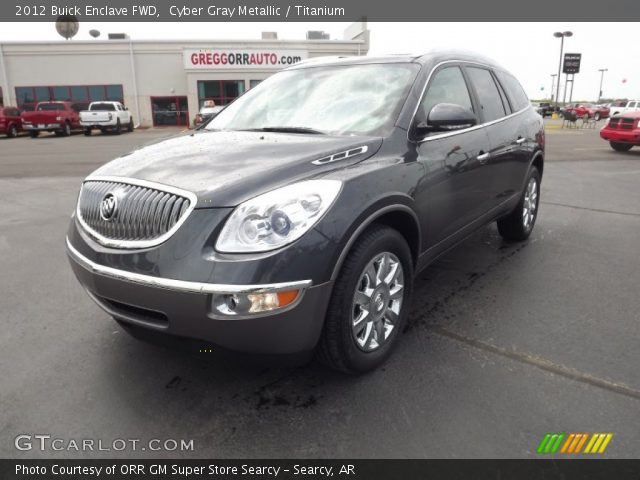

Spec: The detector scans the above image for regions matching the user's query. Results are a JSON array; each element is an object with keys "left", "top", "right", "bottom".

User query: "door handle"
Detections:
[
  {"left": 515, "top": 137, "right": 526, "bottom": 145},
  {"left": 477, "top": 151, "right": 490, "bottom": 164}
]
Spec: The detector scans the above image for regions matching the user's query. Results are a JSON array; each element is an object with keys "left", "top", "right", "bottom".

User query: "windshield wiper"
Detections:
[{"left": 242, "top": 126, "right": 327, "bottom": 135}]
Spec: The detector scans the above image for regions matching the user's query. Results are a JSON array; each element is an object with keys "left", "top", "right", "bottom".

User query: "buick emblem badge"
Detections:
[{"left": 100, "top": 193, "right": 118, "bottom": 221}]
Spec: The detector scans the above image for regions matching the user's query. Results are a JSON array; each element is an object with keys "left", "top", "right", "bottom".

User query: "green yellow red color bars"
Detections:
[{"left": 537, "top": 433, "right": 613, "bottom": 454}]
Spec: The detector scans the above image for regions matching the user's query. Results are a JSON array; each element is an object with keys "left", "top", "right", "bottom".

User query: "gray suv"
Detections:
[{"left": 67, "top": 51, "right": 544, "bottom": 373}]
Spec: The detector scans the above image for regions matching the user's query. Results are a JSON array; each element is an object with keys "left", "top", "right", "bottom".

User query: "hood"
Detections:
[{"left": 88, "top": 130, "right": 382, "bottom": 207}]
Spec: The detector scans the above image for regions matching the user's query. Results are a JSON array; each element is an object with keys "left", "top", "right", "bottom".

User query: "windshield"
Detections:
[
  {"left": 206, "top": 63, "right": 420, "bottom": 136},
  {"left": 37, "top": 103, "right": 64, "bottom": 111}
]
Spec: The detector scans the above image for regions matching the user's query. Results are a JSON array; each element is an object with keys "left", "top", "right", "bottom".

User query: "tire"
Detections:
[
  {"left": 7, "top": 124, "right": 18, "bottom": 138},
  {"left": 594, "top": 112, "right": 601, "bottom": 121},
  {"left": 114, "top": 119, "right": 121, "bottom": 135},
  {"left": 84, "top": 128, "right": 92, "bottom": 136},
  {"left": 497, "top": 167, "right": 541, "bottom": 242},
  {"left": 61, "top": 121, "right": 71, "bottom": 137},
  {"left": 127, "top": 118, "right": 134, "bottom": 132},
  {"left": 29, "top": 130, "right": 39, "bottom": 138},
  {"left": 610, "top": 141, "right": 633, "bottom": 152},
  {"left": 317, "top": 225, "right": 413, "bottom": 374}
]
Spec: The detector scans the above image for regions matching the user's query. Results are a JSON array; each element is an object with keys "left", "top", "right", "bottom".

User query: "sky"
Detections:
[{"left": 0, "top": 22, "right": 638, "bottom": 101}]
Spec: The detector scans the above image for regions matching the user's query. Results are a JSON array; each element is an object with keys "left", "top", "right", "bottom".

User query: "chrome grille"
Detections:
[{"left": 77, "top": 178, "right": 195, "bottom": 248}]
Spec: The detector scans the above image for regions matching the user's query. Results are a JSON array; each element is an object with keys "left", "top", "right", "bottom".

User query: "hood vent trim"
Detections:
[{"left": 312, "top": 145, "right": 369, "bottom": 166}]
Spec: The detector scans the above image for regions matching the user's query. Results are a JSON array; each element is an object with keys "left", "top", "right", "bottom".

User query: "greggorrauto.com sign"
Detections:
[{"left": 184, "top": 49, "right": 309, "bottom": 69}]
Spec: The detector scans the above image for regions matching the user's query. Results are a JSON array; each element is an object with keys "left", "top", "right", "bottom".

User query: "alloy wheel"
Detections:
[
  {"left": 352, "top": 252, "right": 404, "bottom": 352},
  {"left": 522, "top": 177, "right": 538, "bottom": 230}
]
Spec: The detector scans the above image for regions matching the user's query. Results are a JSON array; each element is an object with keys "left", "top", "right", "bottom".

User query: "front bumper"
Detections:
[
  {"left": 67, "top": 238, "right": 333, "bottom": 355},
  {"left": 600, "top": 129, "right": 640, "bottom": 144}
]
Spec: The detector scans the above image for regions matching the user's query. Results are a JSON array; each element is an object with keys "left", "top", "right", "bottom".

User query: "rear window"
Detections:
[
  {"left": 465, "top": 67, "right": 507, "bottom": 122},
  {"left": 37, "top": 103, "right": 65, "bottom": 111},
  {"left": 495, "top": 71, "right": 530, "bottom": 112},
  {"left": 90, "top": 103, "right": 116, "bottom": 111}
]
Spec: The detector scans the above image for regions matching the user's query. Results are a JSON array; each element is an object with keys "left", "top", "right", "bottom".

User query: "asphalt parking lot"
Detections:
[{"left": 1, "top": 123, "right": 639, "bottom": 459}]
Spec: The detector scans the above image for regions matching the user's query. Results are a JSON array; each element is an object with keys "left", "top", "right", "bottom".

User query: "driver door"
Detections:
[{"left": 413, "top": 64, "right": 493, "bottom": 249}]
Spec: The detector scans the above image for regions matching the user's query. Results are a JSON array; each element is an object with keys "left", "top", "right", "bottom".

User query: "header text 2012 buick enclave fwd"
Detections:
[{"left": 66, "top": 51, "right": 544, "bottom": 373}]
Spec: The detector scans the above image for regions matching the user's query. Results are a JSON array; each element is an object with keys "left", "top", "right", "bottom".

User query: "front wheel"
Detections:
[
  {"left": 83, "top": 128, "right": 92, "bottom": 136},
  {"left": 61, "top": 121, "right": 71, "bottom": 137},
  {"left": 8, "top": 125, "right": 18, "bottom": 138},
  {"left": 497, "top": 167, "right": 541, "bottom": 242},
  {"left": 594, "top": 112, "right": 601, "bottom": 121},
  {"left": 127, "top": 119, "right": 134, "bottom": 132},
  {"left": 610, "top": 141, "right": 633, "bottom": 152},
  {"left": 114, "top": 119, "right": 121, "bottom": 135},
  {"left": 29, "top": 130, "right": 39, "bottom": 138},
  {"left": 317, "top": 225, "right": 413, "bottom": 374}
]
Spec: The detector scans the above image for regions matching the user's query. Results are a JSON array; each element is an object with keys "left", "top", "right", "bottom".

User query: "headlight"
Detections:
[{"left": 216, "top": 179, "right": 342, "bottom": 253}]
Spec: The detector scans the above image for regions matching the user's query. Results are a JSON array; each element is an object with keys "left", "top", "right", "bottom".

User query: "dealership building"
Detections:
[{"left": 0, "top": 22, "right": 369, "bottom": 127}]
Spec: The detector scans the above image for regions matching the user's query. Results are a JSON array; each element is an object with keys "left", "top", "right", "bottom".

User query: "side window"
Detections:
[
  {"left": 495, "top": 70, "right": 530, "bottom": 112},
  {"left": 494, "top": 74, "right": 512, "bottom": 114},
  {"left": 419, "top": 66, "right": 474, "bottom": 121},
  {"left": 465, "top": 67, "right": 506, "bottom": 122}
]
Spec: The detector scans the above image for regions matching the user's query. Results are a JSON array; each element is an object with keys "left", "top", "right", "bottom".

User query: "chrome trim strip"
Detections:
[
  {"left": 76, "top": 175, "right": 198, "bottom": 250},
  {"left": 312, "top": 145, "right": 369, "bottom": 165},
  {"left": 408, "top": 59, "right": 531, "bottom": 144},
  {"left": 66, "top": 237, "right": 313, "bottom": 294}
]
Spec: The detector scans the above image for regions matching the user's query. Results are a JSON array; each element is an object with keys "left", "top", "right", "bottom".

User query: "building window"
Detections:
[
  {"left": 151, "top": 96, "right": 189, "bottom": 127},
  {"left": 14, "top": 85, "right": 124, "bottom": 109},
  {"left": 197, "top": 80, "right": 244, "bottom": 108}
]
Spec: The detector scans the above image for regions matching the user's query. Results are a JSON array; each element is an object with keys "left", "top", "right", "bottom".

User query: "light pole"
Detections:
[
  {"left": 598, "top": 68, "right": 608, "bottom": 103},
  {"left": 553, "top": 31, "right": 573, "bottom": 108},
  {"left": 550, "top": 74, "right": 557, "bottom": 102}
]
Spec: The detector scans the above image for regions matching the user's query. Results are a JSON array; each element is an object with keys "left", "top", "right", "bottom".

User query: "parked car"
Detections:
[
  {"left": 21, "top": 101, "right": 82, "bottom": 137},
  {"left": 0, "top": 106, "right": 23, "bottom": 138},
  {"left": 66, "top": 51, "right": 544, "bottom": 373},
  {"left": 194, "top": 104, "right": 224, "bottom": 127},
  {"left": 535, "top": 102, "right": 553, "bottom": 117},
  {"left": 592, "top": 105, "right": 611, "bottom": 121},
  {"left": 599, "top": 112, "right": 640, "bottom": 151},
  {"left": 562, "top": 103, "right": 608, "bottom": 120},
  {"left": 610, "top": 100, "right": 640, "bottom": 116},
  {"left": 80, "top": 101, "right": 134, "bottom": 135}
]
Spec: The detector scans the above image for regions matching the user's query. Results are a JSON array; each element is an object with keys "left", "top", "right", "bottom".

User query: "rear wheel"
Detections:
[
  {"left": 83, "top": 128, "right": 92, "bottom": 136},
  {"left": 114, "top": 119, "right": 121, "bottom": 135},
  {"left": 317, "top": 225, "right": 413, "bottom": 374},
  {"left": 8, "top": 124, "right": 18, "bottom": 138},
  {"left": 61, "top": 121, "right": 71, "bottom": 137},
  {"left": 610, "top": 141, "right": 633, "bottom": 152},
  {"left": 29, "top": 130, "right": 39, "bottom": 138},
  {"left": 497, "top": 167, "right": 541, "bottom": 242}
]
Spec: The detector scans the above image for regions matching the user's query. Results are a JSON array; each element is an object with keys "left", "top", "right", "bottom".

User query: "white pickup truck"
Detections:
[
  {"left": 79, "top": 101, "right": 134, "bottom": 135},
  {"left": 611, "top": 100, "right": 640, "bottom": 116}
]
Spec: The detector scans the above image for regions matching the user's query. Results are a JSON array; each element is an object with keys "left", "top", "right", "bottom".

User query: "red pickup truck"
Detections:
[{"left": 21, "top": 101, "right": 82, "bottom": 138}]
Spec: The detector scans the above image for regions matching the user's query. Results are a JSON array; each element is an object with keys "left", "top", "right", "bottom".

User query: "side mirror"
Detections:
[{"left": 416, "top": 103, "right": 477, "bottom": 137}]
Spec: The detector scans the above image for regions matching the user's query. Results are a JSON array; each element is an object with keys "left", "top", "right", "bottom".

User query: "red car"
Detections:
[
  {"left": 21, "top": 101, "right": 82, "bottom": 138},
  {"left": 566, "top": 103, "right": 610, "bottom": 121},
  {"left": 0, "top": 106, "right": 23, "bottom": 138},
  {"left": 599, "top": 112, "right": 640, "bottom": 151}
]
